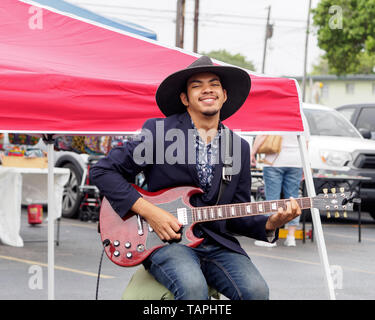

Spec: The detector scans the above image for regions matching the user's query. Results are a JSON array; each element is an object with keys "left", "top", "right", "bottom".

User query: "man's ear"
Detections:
[
  {"left": 180, "top": 92, "right": 189, "bottom": 107},
  {"left": 223, "top": 89, "right": 227, "bottom": 103}
]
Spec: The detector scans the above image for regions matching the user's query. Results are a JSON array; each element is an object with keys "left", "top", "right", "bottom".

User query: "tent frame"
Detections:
[
  {"left": 3, "top": 0, "right": 336, "bottom": 301},
  {"left": 41, "top": 134, "right": 55, "bottom": 300},
  {"left": 297, "top": 134, "right": 335, "bottom": 299}
]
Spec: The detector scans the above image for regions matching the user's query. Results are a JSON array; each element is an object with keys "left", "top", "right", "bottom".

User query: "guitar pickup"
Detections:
[{"left": 177, "top": 208, "right": 188, "bottom": 225}]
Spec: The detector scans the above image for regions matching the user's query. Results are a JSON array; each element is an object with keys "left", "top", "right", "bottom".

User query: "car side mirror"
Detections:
[{"left": 359, "top": 128, "right": 372, "bottom": 139}]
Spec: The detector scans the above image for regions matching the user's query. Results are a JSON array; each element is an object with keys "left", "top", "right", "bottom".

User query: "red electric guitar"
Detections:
[{"left": 99, "top": 185, "right": 354, "bottom": 267}]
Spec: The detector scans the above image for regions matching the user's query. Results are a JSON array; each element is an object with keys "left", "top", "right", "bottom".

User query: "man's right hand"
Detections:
[{"left": 131, "top": 197, "right": 182, "bottom": 241}]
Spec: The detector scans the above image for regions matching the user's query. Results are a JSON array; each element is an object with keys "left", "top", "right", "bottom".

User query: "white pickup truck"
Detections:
[{"left": 303, "top": 103, "right": 375, "bottom": 219}]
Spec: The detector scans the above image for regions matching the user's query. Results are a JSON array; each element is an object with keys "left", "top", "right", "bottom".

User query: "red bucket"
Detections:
[{"left": 27, "top": 204, "right": 43, "bottom": 224}]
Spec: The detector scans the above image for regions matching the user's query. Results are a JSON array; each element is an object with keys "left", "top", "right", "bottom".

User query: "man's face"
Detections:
[{"left": 180, "top": 72, "right": 227, "bottom": 118}]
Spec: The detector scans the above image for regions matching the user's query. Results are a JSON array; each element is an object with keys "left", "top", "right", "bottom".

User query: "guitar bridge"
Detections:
[{"left": 137, "top": 215, "right": 144, "bottom": 236}]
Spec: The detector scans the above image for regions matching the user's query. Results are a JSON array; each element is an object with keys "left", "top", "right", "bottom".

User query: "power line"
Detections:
[
  {"left": 87, "top": 11, "right": 175, "bottom": 22},
  {"left": 90, "top": 9, "right": 307, "bottom": 30},
  {"left": 69, "top": 1, "right": 308, "bottom": 24}
]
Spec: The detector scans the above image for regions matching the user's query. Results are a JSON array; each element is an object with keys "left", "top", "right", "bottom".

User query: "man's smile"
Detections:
[{"left": 199, "top": 96, "right": 218, "bottom": 105}]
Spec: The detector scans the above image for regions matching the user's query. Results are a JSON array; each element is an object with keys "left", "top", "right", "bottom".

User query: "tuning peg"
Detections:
[
  {"left": 343, "top": 211, "right": 348, "bottom": 218},
  {"left": 334, "top": 211, "right": 340, "bottom": 218},
  {"left": 331, "top": 188, "right": 336, "bottom": 194},
  {"left": 326, "top": 211, "right": 331, "bottom": 218}
]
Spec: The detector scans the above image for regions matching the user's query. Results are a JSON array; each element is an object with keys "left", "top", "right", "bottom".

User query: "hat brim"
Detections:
[{"left": 155, "top": 64, "right": 251, "bottom": 121}]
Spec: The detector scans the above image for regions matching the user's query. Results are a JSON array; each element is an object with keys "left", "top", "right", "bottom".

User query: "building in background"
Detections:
[{"left": 290, "top": 75, "right": 375, "bottom": 108}]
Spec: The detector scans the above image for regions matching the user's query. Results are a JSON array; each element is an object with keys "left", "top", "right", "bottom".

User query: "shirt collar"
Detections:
[{"left": 189, "top": 117, "right": 223, "bottom": 146}]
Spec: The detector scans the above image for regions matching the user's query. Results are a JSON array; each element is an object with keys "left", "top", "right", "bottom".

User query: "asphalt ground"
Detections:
[{"left": 1, "top": 208, "right": 375, "bottom": 301}]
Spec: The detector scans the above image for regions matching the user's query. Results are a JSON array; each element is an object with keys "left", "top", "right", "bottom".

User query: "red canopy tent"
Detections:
[
  {"left": 0, "top": 0, "right": 303, "bottom": 134},
  {"left": 0, "top": 0, "right": 334, "bottom": 300}
]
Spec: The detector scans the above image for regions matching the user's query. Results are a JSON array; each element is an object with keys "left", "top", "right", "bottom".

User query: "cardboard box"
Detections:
[{"left": 1, "top": 156, "right": 48, "bottom": 168}]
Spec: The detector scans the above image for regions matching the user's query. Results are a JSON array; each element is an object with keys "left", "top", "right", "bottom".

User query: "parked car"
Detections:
[
  {"left": 54, "top": 150, "right": 89, "bottom": 218},
  {"left": 1, "top": 134, "right": 88, "bottom": 218},
  {"left": 249, "top": 103, "right": 375, "bottom": 219},
  {"left": 336, "top": 103, "right": 375, "bottom": 140},
  {"left": 303, "top": 103, "right": 375, "bottom": 219}
]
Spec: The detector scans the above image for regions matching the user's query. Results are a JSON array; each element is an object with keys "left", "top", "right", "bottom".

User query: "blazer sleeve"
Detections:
[
  {"left": 226, "top": 140, "right": 277, "bottom": 242},
  {"left": 90, "top": 119, "right": 156, "bottom": 217}
]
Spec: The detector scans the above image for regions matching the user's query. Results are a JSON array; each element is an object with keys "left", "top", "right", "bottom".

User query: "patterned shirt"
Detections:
[{"left": 192, "top": 121, "right": 222, "bottom": 193}]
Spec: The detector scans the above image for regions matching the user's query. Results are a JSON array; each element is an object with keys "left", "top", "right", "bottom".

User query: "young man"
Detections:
[{"left": 90, "top": 56, "right": 301, "bottom": 300}]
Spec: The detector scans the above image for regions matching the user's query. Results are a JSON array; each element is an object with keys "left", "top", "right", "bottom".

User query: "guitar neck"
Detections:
[{"left": 191, "top": 197, "right": 312, "bottom": 223}]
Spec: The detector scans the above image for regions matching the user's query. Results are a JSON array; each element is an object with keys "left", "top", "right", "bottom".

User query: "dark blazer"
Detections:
[{"left": 90, "top": 112, "right": 277, "bottom": 257}]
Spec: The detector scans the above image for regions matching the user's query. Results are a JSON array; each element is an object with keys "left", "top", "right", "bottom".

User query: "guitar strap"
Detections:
[{"left": 215, "top": 125, "right": 233, "bottom": 205}]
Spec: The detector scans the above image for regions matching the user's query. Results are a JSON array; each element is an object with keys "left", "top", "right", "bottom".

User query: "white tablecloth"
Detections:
[{"left": 0, "top": 166, "right": 70, "bottom": 247}]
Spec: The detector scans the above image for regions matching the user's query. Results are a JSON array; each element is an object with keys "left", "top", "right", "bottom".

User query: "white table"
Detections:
[{"left": 0, "top": 166, "right": 70, "bottom": 247}]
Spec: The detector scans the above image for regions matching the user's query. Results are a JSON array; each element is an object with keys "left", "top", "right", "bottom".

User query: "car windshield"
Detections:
[{"left": 303, "top": 108, "right": 361, "bottom": 138}]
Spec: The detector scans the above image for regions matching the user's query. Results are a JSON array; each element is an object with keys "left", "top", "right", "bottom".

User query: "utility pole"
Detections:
[
  {"left": 175, "top": 0, "right": 186, "bottom": 48},
  {"left": 262, "top": 6, "right": 273, "bottom": 74},
  {"left": 302, "top": 0, "right": 312, "bottom": 102},
  {"left": 193, "top": 0, "right": 199, "bottom": 52}
]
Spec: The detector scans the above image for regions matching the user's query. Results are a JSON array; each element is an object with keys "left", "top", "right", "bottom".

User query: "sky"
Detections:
[{"left": 65, "top": 0, "right": 324, "bottom": 77}]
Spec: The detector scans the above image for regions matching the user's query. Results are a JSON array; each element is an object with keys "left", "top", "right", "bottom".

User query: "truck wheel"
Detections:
[{"left": 62, "top": 162, "right": 83, "bottom": 218}]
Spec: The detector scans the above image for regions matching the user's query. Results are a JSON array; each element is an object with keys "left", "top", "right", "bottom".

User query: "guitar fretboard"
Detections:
[{"left": 191, "top": 197, "right": 312, "bottom": 223}]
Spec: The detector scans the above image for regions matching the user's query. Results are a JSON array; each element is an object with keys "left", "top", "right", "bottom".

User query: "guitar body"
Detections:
[
  {"left": 99, "top": 185, "right": 205, "bottom": 267},
  {"left": 99, "top": 184, "right": 353, "bottom": 267}
]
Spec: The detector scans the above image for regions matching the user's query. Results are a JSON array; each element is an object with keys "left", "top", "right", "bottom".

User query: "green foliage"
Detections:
[
  {"left": 312, "top": 52, "right": 375, "bottom": 75},
  {"left": 312, "top": 0, "right": 375, "bottom": 75},
  {"left": 311, "top": 56, "right": 330, "bottom": 75},
  {"left": 201, "top": 49, "right": 256, "bottom": 71}
]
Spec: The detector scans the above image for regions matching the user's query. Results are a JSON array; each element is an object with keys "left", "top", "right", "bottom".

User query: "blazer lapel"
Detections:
[
  {"left": 176, "top": 112, "right": 200, "bottom": 186},
  {"left": 205, "top": 123, "right": 230, "bottom": 203},
  {"left": 203, "top": 137, "right": 224, "bottom": 203}
]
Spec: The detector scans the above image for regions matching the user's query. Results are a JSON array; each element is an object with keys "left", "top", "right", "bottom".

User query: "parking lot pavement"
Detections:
[{"left": 1, "top": 209, "right": 375, "bottom": 300}]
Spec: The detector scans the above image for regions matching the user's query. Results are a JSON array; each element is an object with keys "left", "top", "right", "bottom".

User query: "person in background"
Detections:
[{"left": 251, "top": 115, "right": 310, "bottom": 247}]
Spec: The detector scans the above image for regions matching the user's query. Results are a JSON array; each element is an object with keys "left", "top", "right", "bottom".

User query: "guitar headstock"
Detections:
[{"left": 312, "top": 187, "right": 355, "bottom": 218}]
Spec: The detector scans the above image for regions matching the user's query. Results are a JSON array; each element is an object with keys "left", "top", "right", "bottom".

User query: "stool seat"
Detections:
[{"left": 122, "top": 266, "right": 220, "bottom": 300}]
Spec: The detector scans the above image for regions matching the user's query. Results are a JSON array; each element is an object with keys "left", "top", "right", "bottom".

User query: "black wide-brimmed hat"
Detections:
[{"left": 155, "top": 55, "right": 251, "bottom": 121}]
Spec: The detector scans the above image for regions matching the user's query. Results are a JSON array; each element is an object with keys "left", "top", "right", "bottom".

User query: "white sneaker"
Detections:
[
  {"left": 254, "top": 240, "right": 277, "bottom": 247},
  {"left": 284, "top": 236, "right": 296, "bottom": 247}
]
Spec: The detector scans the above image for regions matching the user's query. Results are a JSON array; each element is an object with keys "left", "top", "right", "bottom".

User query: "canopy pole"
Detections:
[
  {"left": 297, "top": 134, "right": 336, "bottom": 300},
  {"left": 44, "top": 135, "right": 55, "bottom": 300}
]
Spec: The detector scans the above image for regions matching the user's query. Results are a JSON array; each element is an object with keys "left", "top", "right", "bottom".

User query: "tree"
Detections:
[
  {"left": 311, "top": 52, "right": 375, "bottom": 75},
  {"left": 201, "top": 49, "right": 256, "bottom": 71},
  {"left": 312, "top": 0, "right": 375, "bottom": 75},
  {"left": 311, "top": 56, "right": 330, "bottom": 75}
]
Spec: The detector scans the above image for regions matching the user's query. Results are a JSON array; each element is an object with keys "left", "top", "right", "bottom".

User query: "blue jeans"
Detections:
[
  {"left": 263, "top": 167, "right": 302, "bottom": 226},
  {"left": 145, "top": 242, "right": 269, "bottom": 300}
]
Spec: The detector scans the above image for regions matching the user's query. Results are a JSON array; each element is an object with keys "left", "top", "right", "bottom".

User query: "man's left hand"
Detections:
[{"left": 265, "top": 198, "right": 301, "bottom": 231}]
